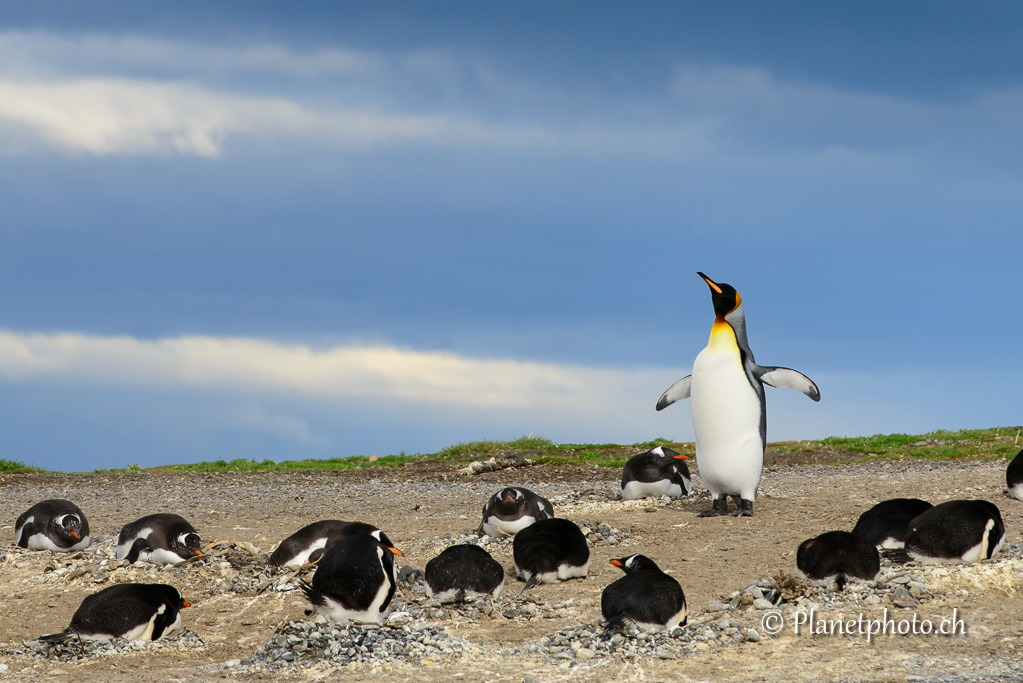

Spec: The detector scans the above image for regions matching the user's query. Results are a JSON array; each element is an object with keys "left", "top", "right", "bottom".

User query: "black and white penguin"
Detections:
[
  {"left": 1006, "top": 449, "right": 1023, "bottom": 500},
  {"left": 425, "top": 544, "right": 505, "bottom": 602},
  {"left": 601, "top": 554, "right": 687, "bottom": 632},
  {"left": 14, "top": 499, "right": 91, "bottom": 552},
  {"left": 796, "top": 531, "right": 880, "bottom": 588},
  {"left": 39, "top": 583, "right": 190, "bottom": 642},
  {"left": 115, "top": 514, "right": 203, "bottom": 565},
  {"left": 886, "top": 500, "right": 1005, "bottom": 564},
  {"left": 851, "top": 498, "right": 933, "bottom": 548},
  {"left": 620, "top": 446, "right": 692, "bottom": 500},
  {"left": 268, "top": 520, "right": 394, "bottom": 567},
  {"left": 656, "top": 273, "right": 820, "bottom": 517},
  {"left": 513, "top": 518, "right": 590, "bottom": 589},
  {"left": 300, "top": 530, "right": 403, "bottom": 623},
  {"left": 477, "top": 487, "right": 554, "bottom": 538}
]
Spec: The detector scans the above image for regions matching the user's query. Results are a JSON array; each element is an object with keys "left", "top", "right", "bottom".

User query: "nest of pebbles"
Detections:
[
  {"left": 232, "top": 617, "right": 477, "bottom": 672},
  {"left": 6, "top": 630, "right": 205, "bottom": 662}
]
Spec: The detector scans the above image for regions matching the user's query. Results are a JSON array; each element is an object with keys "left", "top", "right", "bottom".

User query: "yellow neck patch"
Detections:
[{"left": 708, "top": 316, "right": 739, "bottom": 350}]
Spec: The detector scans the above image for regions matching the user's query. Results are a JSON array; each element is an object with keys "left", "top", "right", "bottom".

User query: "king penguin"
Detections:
[{"left": 656, "top": 273, "right": 821, "bottom": 517}]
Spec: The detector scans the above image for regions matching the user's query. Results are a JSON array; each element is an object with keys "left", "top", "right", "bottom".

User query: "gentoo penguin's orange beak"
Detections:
[
  {"left": 389, "top": 548, "right": 403, "bottom": 557},
  {"left": 69, "top": 531, "right": 80, "bottom": 539},
  {"left": 609, "top": 559, "right": 623, "bottom": 567},
  {"left": 673, "top": 454, "right": 691, "bottom": 461},
  {"left": 504, "top": 497, "right": 515, "bottom": 503},
  {"left": 182, "top": 601, "right": 191, "bottom": 608},
  {"left": 699, "top": 272, "right": 723, "bottom": 294},
  {"left": 193, "top": 549, "right": 202, "bottom": 556}
]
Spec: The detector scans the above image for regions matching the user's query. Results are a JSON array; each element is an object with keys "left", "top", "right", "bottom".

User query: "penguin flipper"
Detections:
[
  {"left": 755, "top": 366, "right": 821, "bottom": 401},
  {"left": 656, "top": 375, "right": 692, "bottom": 411}
]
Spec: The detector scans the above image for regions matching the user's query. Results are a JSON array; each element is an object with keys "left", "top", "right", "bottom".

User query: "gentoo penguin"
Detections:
[
  {"left": 620, "top": 446, "right": 692, "bottom": 500},
  {"left": 425, "top": 544, "right": 505, "bottom": 602},
  {"left": 14, "top": 499, "right": 91, "bottom": 552},
  {"left": 1006, "top": 449, "right": 1023, "bottom": 500},
  {"left": 477, "top": 487, "right": 554, "bottom": 537},
  {"left": 656, "top": 272, "right": 820, "bottom": 517},
  {"left": 796, "top": 531, "right": 880, "bottom": 588},
  {"left": 601, "top": 554, "right": 687, "bottom": 632},
  {"left": 268, "top": 520, "right": 393, "bottom": 567},
  {"left": 39, "top": 583, "right": 190, "bottom": 642},
  {"left": 116, "top": 514, "right": 203, "bottom": 565},
  {"left": 300, "top": 530, "right": 403, "bottom": 624},
  {"left": 886, "top": 500, "right": 1005, "bottom": 564},
  {"left": 513, "top": 518, "right": 590, "bottom": 589},
  {"left": 851, "top": 498, "right": 933, "bottom": 548}
]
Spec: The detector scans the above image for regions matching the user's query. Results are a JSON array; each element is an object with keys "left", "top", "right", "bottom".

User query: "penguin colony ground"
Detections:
[{"left": 7, "top": 277, "right": 1022, "bottom": 650}]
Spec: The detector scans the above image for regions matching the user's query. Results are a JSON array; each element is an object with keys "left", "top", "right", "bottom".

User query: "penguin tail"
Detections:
[
  {"left": 38, "top": 630, "right": 71, "bottom": 644},
  {"left": 299, "top": 578, "right": 325, "bottom": 607},
  {"left": 518, "top": 574, "right": 543, "bottom": 595},
  {"left": 881, "top": 549, "right": 911, "bottom": 564},
  {"left": 601, "top": 615, "right": 629, "bottom": 633}
]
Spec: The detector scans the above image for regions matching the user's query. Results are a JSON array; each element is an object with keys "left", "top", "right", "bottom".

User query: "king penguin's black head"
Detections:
[{"left": 697, "top": 272, "right": 741, "bottom": 317}]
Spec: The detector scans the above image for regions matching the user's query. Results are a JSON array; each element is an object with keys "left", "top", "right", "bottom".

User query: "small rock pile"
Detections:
[
  {"left": 528, "top": 618, "right": 762, "bottom": 664},
  {"left": 6, "top": 630, "right": 205, "bottom": 662},
  {"left": 234, "top": 617, "right": 477, "bottom": 672},
  {"left": 576, "top": 520, "right": 631, "bottom": 548}
]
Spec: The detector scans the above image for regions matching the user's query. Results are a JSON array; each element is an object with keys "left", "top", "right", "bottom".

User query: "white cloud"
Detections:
[{"left": 0, "top": 329, "right": 679, "bottom": 413}]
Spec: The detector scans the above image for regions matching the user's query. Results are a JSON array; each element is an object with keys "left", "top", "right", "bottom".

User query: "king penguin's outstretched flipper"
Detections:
[
  {"left": 754, "top": 366, "right": 821, "bottom": 401},
  {"left": 656, "top": 375, "right": 692, "bottom": 411}
]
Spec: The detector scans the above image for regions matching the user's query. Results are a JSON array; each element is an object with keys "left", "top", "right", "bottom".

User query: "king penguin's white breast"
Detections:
[{"left": 690, "top": 321, "right": 763, "bottom": 498}]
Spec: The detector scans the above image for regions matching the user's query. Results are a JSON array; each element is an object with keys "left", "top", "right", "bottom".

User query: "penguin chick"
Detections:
[
  {"left": 621, "top": 446, "right": 692, "bottom": 500},
  {"left": 1006, "top": 449, "right": 1023, "bottom": 500},
  {"left": 513, "top": 518, "right": 590, "bottom": 590},
  {"left": 116, "top": 514, "right": 203, "bottom": 565},
  {"left": 851, "top": 498, "right": 933, "bottom": 549},
  {"left": 300, "top": 530, "right": 403, "bottom": 624},
  {"left": 477, "top": 487, "right": 554, "bottom": 538},
  {"left": 15, "top": 499, "right": 91, "bottom": 552},
  {"left": 601, "top": 554, "right": 687, "bottom": 632},
  {"left": 885, "top": 500, "right": 1005, "bottom": 564},
  {"left": 796, "top": 531, "right": 880, "bottom": 589},
  {"left": 39, "top": 583, "right": 190, "bottom": 642},
  {"left": 268, "top": 520, "right": 394, "bottom": 567},
  {"left": 425, "top": 544, "right": 505, "bottom": 602}
]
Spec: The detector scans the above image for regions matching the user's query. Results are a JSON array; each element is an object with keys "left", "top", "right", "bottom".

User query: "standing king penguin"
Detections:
[{"left": 657, "top": 273, "right": 821, "bottom": 517}]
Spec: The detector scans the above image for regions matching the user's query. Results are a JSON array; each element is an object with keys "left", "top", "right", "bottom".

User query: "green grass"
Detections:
[
  {"left": 5, "top": 428, "right": 1021, "bottom": 475},
  {"left": 0, "top": 458, "right": 45, "bottom": 474}
]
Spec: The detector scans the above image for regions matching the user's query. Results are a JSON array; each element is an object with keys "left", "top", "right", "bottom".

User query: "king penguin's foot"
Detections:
[
  {"left": 731, "top": 499, "right": 754, "bottom": 517},
  {"left": 698, "top": 496, "right": 729, "bottom": 517}
]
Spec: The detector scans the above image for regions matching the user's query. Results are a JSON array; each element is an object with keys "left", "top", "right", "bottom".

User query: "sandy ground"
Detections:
[{"left": 1, "top": 458, "right": 1022, "bottom": 682}]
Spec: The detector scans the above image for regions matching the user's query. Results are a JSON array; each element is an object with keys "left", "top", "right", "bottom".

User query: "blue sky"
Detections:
[{"left": 1, "top": 2, "right": 1021, "bottom": 470}]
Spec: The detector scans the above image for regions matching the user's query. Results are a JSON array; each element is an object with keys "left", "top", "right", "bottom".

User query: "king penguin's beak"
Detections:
[{"left": 697, "top": 272, "right": 722, "bottom": 294}]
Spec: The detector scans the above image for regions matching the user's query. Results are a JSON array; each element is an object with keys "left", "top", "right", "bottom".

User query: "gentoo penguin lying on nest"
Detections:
[
  {"left": 796, "top": 531, "right": 880, "bottom": 589},
  {"left": 15, "top": 499, "right": 91, "bottom": 552},
  {"left": 40, "top": 583, "right": 190, "bottom": 642},
  {"left": 884, "top": 500, "right": 1005, "bottom": 564},
  {"left": 477, "top": 487, "right": 553, "bottom": 537},
  {"left": 656, "top": 272, "right": 820, "bottom": 517},
  {"left": 513, "top": 518, "right": 590, "bottom": 590},
  {"left": 601, "top": 554, "right": 687, "bottom": 632},
  {"left": 300, "top": 530, "right": 403, "bottom": 624},
  {"left": 425, "top": 544, "right": 505, "bottom": 602},
  {"left": 268, "top": 520, "right": 393, "bottom": 567},
  {"left": 1006, "top": 449, "right": 1023, "bottom": 500},
  {"left": 620, "top": 446, "right": 692, "bottom": 500},
  {"left": 851, "top": 498, "right": 933, "bottom": 548},
  {"left": 116, "top": 514, "right": 203, "bottom": 565}
]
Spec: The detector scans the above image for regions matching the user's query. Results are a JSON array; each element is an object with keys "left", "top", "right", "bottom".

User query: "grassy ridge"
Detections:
[
  {"left": 81, "top": 426, "right": 1023, "bottom": 474},
  {"left": 0, "top": 459, "right": 46, "bottom": 474}
]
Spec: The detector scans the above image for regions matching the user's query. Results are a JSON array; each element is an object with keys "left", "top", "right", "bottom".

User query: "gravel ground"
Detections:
[{"left": 1, "top": 458, "right": 1022, "bottom": 682}]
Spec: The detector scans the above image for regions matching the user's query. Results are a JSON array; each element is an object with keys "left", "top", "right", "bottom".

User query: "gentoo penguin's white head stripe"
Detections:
[
  {"left": 176, "top": 533, "right": 191, "bottom": 545},
  {"left": 651, "top": 446, "right": 663, "bottom": 456}
]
